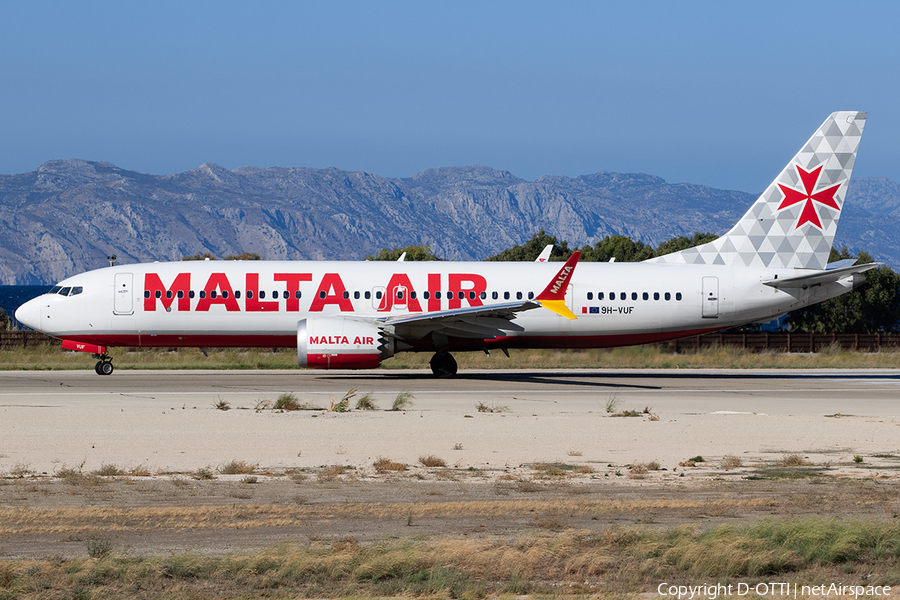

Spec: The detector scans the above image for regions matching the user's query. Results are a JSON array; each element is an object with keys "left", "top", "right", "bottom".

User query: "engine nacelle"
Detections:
[{"left": 297, "top": 317, "right": 394, "bottom": 369}]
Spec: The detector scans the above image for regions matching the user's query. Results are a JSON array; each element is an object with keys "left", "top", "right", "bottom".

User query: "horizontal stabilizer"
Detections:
[{"left": 763, "top": 263, "right": 880, "bottom": 289}]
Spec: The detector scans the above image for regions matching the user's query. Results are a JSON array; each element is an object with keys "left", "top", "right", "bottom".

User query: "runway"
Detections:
[{"left": 2, "top": 368, "right": 899, "bottom": 475}]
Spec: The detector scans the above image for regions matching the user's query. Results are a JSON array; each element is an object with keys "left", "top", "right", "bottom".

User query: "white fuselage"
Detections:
[{"left": 16, "top": 259, "right": 856, "bottom": 352}]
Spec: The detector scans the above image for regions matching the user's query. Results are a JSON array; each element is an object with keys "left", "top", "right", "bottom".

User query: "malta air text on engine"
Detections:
[{"left": 143, "top": 271, "right": 489, "bottom": 313}]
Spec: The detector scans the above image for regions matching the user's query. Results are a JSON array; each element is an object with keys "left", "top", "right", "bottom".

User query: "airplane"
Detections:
[{"left": 16, "top": 111, "right": 874, "bottom": 377}]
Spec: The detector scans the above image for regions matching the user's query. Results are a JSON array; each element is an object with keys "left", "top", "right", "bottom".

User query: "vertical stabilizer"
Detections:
[{"left": 650, "top": 111, "right": 866, "bottom": 269}]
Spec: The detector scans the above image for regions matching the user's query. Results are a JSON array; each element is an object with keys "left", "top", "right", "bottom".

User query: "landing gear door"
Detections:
[
  {"left": 114, "top": 273, "right": 134, "bottom": 315},
  {"left": 702, "top": 276, "right": 718, "bottom": 318}
]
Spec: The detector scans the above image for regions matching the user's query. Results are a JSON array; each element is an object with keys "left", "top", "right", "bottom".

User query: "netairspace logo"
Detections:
[{"left": 657, "top": 582, "right": 892, "bottom": 599}]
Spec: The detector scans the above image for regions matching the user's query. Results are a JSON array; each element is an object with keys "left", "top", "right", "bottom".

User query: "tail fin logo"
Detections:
[{"left": 776, "top": 164, "right": 841, "bottom": 229}]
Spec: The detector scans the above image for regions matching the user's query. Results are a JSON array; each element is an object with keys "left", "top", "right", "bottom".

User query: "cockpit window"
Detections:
[
  {"left": 59, "top": 287, "right": 71, "bottom": 296},
  {"left": 48, "top": 286, "right": 62, "bottom": 295},
  {"left": 70, "top": 287, "right": 83, "bottom": 296}
]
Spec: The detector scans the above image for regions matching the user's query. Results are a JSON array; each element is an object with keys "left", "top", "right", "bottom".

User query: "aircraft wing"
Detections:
[
  {"left": 377, "top": 252, "right": 582, "bottom": 339},
  {"left": 763, "top": 263, "right": 880, "bottom": 289},
  {"left": 380, "top": 300, "right": 540, "bottom": 338}
]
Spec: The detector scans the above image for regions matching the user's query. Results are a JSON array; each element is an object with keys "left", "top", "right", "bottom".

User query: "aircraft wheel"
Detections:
[
  {"left": 94, "top": 361, "right": 103, "bottom": 375},
  {"left": 429, "top": 351, "right": 458, "bottom": 378},
  {"left": 97, "top": 361, "right": 114, "bottom": 376}
]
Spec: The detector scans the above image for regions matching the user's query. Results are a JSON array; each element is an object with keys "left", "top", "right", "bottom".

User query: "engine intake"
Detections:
[{"left": 297, "top": 317, "right": 394, "bottom": 369}]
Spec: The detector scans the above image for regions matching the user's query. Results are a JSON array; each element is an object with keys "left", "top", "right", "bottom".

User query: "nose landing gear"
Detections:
[{"left": 93, "top": 353, "right": 114, "bottom": 376}]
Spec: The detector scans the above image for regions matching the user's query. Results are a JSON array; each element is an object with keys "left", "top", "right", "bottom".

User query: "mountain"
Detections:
[{"left": 0, "top": 159, "right": 898, "bottom": 284}]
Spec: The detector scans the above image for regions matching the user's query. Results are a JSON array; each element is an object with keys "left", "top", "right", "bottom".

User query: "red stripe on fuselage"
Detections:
[{"left": 64, "top": 327, "right": 723, "bottom": 351}]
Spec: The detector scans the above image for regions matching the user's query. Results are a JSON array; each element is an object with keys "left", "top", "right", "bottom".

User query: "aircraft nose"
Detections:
[{"left": 14, "top": 298, "right": 41, "bottom": 330}]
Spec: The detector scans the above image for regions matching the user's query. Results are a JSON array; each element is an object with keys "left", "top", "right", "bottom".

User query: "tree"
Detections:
[
  {"left": 578, "top": 235, "right": 654, "bottom": 262},
  {"left": 225, "top": 252, "right": 261, "bottom": 260},
  {"left": 486, "top": 230, "right": 569, "bottom": 262},
  {"left": 651, "top": 233, "right": 719, "bottom": 257},
  {"left": 0, "top": 307, "right": 8, "bottom": 331},
  {"left": 182, "top": 252, "right": 218, "bottom": 261},
  {"left": 367, "top": 244, "right": 442, "bottom": 261},
  {"left": 784, "top": 248, "right": 900, "bottom": 334}
]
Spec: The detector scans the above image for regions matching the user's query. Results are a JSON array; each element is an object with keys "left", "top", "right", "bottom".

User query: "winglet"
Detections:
[
  {"left": 535, "top": 245, "right": 552, "bottom": 262},
  {"left": 536, "top": 251, "right": 580, "bottom": 319}
]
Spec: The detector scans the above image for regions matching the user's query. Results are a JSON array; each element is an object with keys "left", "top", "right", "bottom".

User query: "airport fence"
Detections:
[{"left": 662, "top": 332, "right": 900, "bottom": 353}]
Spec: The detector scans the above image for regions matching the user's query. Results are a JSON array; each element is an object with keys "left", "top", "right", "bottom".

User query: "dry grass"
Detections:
[
  {"left": 318, "top": 465, "right": 348, "bottom": 481},
  {"left": 418, "top": 455, "right": 447, "bottom": 468},
  {"left": 390, "top": 392, "right": 414, "bottom": 411},
  {"left": 7, "top": 344, "right": 900, "bottom": 372},
  {"left": 212, "top": 398, "right": 231, "bottom": 411},
  {"left": 475, "top": 401, "right": 510, "bottom": 413},
  {"left": 373, "top": 457, "right": 407, "bottom": 473},
  {"left": 273, "top": 392, "right": 301, "bottom": 411},
  {"left": 782, "top": 454, "right": 812, "bottom": 467},
  {"left": 92, "top": 464, "right": 125, "bottom": 477},
  {"left": 1, "top": 518, "right": 896, "bottom": 597},
  {"left": 218, "top": 460, "right": 257, "bottom": 475},
  {"left": 354, "top": 393, "right": 378, "bottom": 410},
  {"left": 721, "top": 455, "right": 744, "bottom": 469}
]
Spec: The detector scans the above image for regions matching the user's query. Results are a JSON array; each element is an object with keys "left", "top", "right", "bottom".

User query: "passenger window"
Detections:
[
  {"left": 587, "top": 292, "right": 593, "bottom": 300},
  {"left": 504, "top": 291, "right": 510, "bottom": 300},
  {"left": 189, "top": 291, "right": 196, "bottom": 299},
  {"left": 234, "top": 291, "right": 240, "bottom": 299},
  {"left": 598, "top": 292, "right": 604, "bottom": 300},
  {"left": 411, "top": 291, "right": 417, "bottom": 299},
  {"left": 528, "top": 291, "right": 534, "bottom": 300},
  {"left": 397, "top": 291, "right": 404, "bottom": 299},
  {"left": 343, "top": 291, "right": 350, "bottom": 299},
  {"left": 516, "top": 292, "right": 523, "bottom": 300},
  {"left": 642, "top": 292, "right": 648, "bottom": 300},
  {"left": 260, "top": 291, "right": 266, "bottom": 299},
  {"left": 480, "top": 291, "right": 486, "bottom": 300},
  {"left": 492, "top": 291, "right": 498, "bottom": 300},
  {"left": 319, "top": 291, "right": 326, "bottom": 299},
  {"left": 665, "top": 292, "right": 671, "bottom": 301},
  {"left": 631, "top": 292, "right": 637, "bottom": 301},
  {"left": 610, "top": 292, "right": 616, "bottom": 301},
  {"left": 654, "top": 292, "right": 660, "bottom": 300},
  {"left": 376, "top": 291, "right": 383, "bottom": 299},
  {"left": 178, "top": 290, "right": 185, "bottom": 299},
  {"left": 210, "top": 291, "right": 217, "bottom": 299},
  {"left": 469, "top": 291, "right": 475, "bottom": 300},
  {"left": 199, "top": 291, "right": 206, "bottom": 299},
  {"left": 354, "top": 291, "right": 360, "bottom": 300},
  {"left": 620, "top": 292, "right": 626, "bottom": 300},
  {"left": 166, "top": 290, "right": 173, "bottom": 299},
  {"left": 272, "top": 291, "right": 279, "bottom": 299},
  {"left": 246, "top": 290, "right": 253, "bottom": 299},
  {"left": 365, "top": 291, "right": 371, "bottom": 300},
  {"left": 294, "top": 290, "right": 301, "bottom": 299},
  {"left": 435, "top": 291, "right": 441, "bottom": 300},
  {"left": 423, "top": 291, "right": 430, "bottom": 300},
  {"left": 222, "top": 291, "right": 229, "bottom": 299},
  {"left": 144, "top": 290, "right": 151, "bottom": 299},
  {"left": 676, "top": 292, "right": 682, "bottom": 301},
  {"left": 155, "top": 290, "right": 161, "bottom": 299}
]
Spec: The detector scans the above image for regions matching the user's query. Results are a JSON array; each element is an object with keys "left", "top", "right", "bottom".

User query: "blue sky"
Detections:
[{"left": 1, "top": 1, "right": 898, "bottom": 192}]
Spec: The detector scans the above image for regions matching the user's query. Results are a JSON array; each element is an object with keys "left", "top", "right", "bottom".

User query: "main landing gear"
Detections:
[
  {"left": 93, "top": 353, "right": 114, "bottom": 376},
  {"left": 429, "top": 350, "right": 458, "bottom": 378}
]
